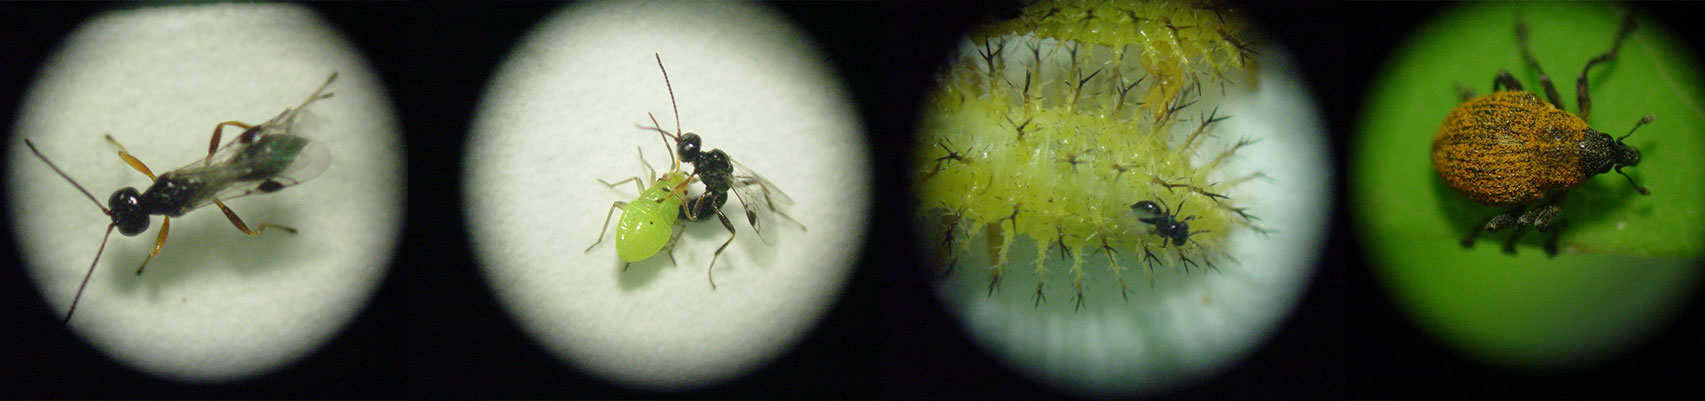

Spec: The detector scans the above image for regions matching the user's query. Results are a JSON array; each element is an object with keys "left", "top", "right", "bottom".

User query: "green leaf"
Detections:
[{"left": 1353, "top": 3, "right": 1703, "bottom": 369}]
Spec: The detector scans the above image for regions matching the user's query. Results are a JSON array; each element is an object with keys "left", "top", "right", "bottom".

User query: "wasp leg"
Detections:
[
  {"left": 585, "top": 201, "right": 628, "bottom": 253},
  {"left": 135, "top": 217, "right": 170, "bottom": 275},
  {"left": 707, "top": 205, "right": 738, "bottom": 290},
  {"left": 215, "top": 200, "right": 298, "bottom": 236},
  {"left": 1577, "top": 12, "right": 1637, "bottom": 120},
  {"left": 1514, "top": 20, "right": 1565, "bottom": 109},
  {"left": 207, "top": 121, "right": 256, "bottom": 165},
  {"left": 104, "top": 134, "right": 156, "bottom": 180}
]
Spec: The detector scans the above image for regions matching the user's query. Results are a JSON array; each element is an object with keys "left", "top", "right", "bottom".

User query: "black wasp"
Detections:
[
  {"left": 1130, "top": 198, "right": 1214, "bottom": 271},
  {"left": 637, "top": 53, "right": 803, "bottom": 289},
  {"left": 27, "top": 73, "right": 335, "bottom": 323}
]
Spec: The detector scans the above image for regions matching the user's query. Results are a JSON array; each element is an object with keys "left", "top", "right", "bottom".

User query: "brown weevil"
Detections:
[{"left": 1431, "top": 12, "right": 1652, "bottom": 256}]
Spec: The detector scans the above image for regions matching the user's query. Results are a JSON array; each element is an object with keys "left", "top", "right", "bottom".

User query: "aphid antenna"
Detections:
[{"left": 24, "top": 139, "right": 115, "bottom": 325}]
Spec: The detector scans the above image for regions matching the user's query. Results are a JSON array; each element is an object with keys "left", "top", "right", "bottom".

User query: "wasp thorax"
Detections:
[{"left": 108, "top": 187, "right": 150, "bottom": 236}]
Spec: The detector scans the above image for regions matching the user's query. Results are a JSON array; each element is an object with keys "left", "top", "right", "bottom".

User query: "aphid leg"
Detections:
[
  {"left": 104, "top": 134, "right": 156, "bottom": 180},
  {"left": 585, "top": 201, "right": 629, "bottom": 253},
  {"left": 706, "top": 204, "right": 738, "bottom": 290},
  {"left": 1491, "top": 70, "right": 1524, "bottom": 93},
  {"left": 134, "top": 217, "right": 170, "bottom": 275},
  {"left": 663, "top": 221, "right": 686, "bottom": 267},
  {"left": 1576, "top": 11, "right": 1637, "bottom": 120},
  {"left": 598, "top": 176, "right": 647, "bottom": 193},
  {"left": 206, "top": 121, "right": 255, "bottom": 165},
  {"left": 214, "top": 200, "right": 298, "bottom": 237},
  {"left": 1514, "top": 19, "right": 1565, "bottom": 109}
]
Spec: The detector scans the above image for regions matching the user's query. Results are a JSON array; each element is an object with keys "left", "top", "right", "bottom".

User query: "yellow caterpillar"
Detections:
[{"left": 915, "top": 0, "right": 1265, "bottom": 307}]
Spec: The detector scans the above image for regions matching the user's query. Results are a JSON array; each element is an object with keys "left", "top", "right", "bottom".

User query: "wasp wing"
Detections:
[
  {"left": 174, "top": 135, "right": 330, "bottom": 212},
  {"left": 727, "top": 157, "right": 800, "bottom": 245}
]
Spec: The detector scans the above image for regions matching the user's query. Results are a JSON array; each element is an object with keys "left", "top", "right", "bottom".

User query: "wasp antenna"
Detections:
[
  {"left": 655, "top": 53, "right": 681, "bottom": 138},
  {"left": 1615, "top": 166, "right": 1650, "bottom": 195},
  {"left": 1619, "top": 114, "right": 1654, "bottom": 141},
  {"left": 25, "top": 139, "right": 110, "bottom": 215},
  {"left": 62, "top": 223, "right": 117, "bottom": 324},
  {"left": 297, "top": 72, "right": 339, "bottom": 111}
]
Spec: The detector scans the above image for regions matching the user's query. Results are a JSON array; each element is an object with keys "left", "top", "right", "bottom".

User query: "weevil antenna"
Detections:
[
  {"left": 25, "top": 139, "right": 109, "bottom": 215},
  {"left": 1615, "top": 165, "right": 1650, "bottom": 195},
  {"left": 1619, "top": 114, "right": 1654, "bottom": 141},
  {"left": 62, "top": 223, "right": 116, "bottom": 324}
]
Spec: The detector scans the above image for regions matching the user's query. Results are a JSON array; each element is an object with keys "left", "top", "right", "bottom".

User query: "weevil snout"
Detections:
[
  {"left": 107, "top": 187, "right": 150, "bottom": 236},
  {"left": 1615, "top": 142, "right": 1641, "bottom": 167}
]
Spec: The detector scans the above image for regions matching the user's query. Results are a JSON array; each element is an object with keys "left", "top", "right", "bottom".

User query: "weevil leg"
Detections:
[
  {"left": 215, "top": 200, "right": 298, "bottom": 236},
  {"left": 135, "top": 217, "right": 170, "bottom": 275},
  {"left": 1501, "top": 224, "right": 1528, "bottom": 254},
  {"left": 1458, "top": 83, "right": 1476, "bottom": 102},
  {"left": 207, "top": 121, "right": 255, "bottom": 165},
  {"left": 1492, "top": 70, "right": 1525, "bottom": 93},
  {"left": 104, "top": 134, "right": 156, "bottom": 180},
  {"left": 585, "top": 201, "right": 628, "bottom": 253},
  {"left": 1576, "top": 12, "right": 1637, "bottom": 120},
  {"left": 706, "top": 205, "right": 738, "bottom": 290},
  {"left": 1523, "top": 195, "right": 1567, "bottom": 256},
  {"left": 1464, "top": 207, "right": 1522, "bottom": 248},
  {"left": 1514, "top": 19, "right": 1565, "bottom": 109}
]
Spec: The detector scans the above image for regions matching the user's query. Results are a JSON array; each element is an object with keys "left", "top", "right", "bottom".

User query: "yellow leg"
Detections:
[
  {"left": 135, "top": 217, "right": 169, "bottom": 275},
  {"left": 104, "top": 134, "right": 155, "bottom": 180},
  {"left": 215, "top": 200, "right": 297, "bottom": 235},
  {"left": 208, "top": 121, "right": 255, "bottom": 163}
]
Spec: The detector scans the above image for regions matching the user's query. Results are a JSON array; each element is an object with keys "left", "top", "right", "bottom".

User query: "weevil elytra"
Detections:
[{"left": 1431, "top": 12, "right": 1651, "bottom": 255}]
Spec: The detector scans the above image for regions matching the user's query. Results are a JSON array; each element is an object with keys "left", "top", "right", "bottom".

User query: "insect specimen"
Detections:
[
  {"left": 584, "top": 140, "right": 693, "bottom": 268},
  {"left": 27, "top": 72, "right": 336, "bottom": 324},
  {"left": 1130, "top": 199, "right": 1212, "bottom": 270},
  {"left": 633, "top": 53, "right": 803, "bottom": 289},
  {"left": 1432, "top": 12, "right": 1650, "bottom": 255}
]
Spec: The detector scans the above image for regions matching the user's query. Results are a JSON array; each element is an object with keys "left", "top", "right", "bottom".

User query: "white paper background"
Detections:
[
  {"left": 464, "top": 0, "right": 869, "bottom": 390},
  {"left": 6, "top": 4, "right": 403, "bottom": 383}
]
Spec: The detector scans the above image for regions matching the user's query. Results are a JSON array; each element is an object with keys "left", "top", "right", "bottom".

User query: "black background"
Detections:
[{"left": 0, "top": 1, "right": 1699, "bottom": 399}]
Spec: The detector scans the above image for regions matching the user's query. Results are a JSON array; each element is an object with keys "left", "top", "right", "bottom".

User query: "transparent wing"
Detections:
[
  {"left": 728, "top": 157, "right": 800, "bottom": 245},
  {"left": 173, "top": 135, "right": 330, "bottom": 212}
]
